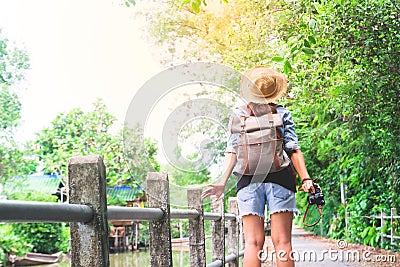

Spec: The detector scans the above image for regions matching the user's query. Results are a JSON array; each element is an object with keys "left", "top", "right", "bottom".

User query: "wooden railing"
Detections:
[{"left": 0, "top": 155, "right": 244, "bottom": 267}]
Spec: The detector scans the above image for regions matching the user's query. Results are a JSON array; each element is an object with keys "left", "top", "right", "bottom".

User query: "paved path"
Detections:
[{"left": 261, "top": 226, "right": 362, "bottom": 267}]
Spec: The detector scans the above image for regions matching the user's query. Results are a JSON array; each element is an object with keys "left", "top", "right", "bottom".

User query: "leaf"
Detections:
[
  {"left": 192, "top": 1, "right": 201, "bottom": 13},
  {"left": 309, "top": 19, "right": 316, "bottom": 29},
  {"left": 272, "top": 56, "right": 284, "bottom": 62},
  {"left": 284, "top": 60, "right": 292, "bottom": 74},
  {"left": 308, "top": 35, "right": 316, "bottom": 44},
  {"left": 180, "top": 0, "right": 190, "bottom": 7},
  {"left": 302, "top": 47, "right": 315, "bottom": 55}
]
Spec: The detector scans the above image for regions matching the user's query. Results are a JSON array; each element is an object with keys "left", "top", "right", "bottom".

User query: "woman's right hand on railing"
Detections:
[{"left": 201, "top": 184, "right": 225, "bottom": 200}]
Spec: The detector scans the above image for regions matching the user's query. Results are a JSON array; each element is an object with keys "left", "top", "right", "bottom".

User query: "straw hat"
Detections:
[{"left": 240, "top": 66, "right": 287, "bottom": 103}]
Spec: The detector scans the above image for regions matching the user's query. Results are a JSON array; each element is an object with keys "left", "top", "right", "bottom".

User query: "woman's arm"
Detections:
[
  {"left": 201, "top": 152, "right": 237, "bottom": 200},
  {"left": 290, "top": 149, "right": 315, "bottom": 193}
]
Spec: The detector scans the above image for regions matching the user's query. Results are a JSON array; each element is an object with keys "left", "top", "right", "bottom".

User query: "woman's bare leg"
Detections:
[
  {"left": 242, "top": 214, "right": 265, "bottom": 267},
  {"left": 270, "top": 211, "right": 295, "bottom": 267}
]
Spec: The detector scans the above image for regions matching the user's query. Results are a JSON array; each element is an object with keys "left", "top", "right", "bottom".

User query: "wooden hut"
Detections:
[{"left": 106, "top": 186, "right": 147, "bottom": 252}]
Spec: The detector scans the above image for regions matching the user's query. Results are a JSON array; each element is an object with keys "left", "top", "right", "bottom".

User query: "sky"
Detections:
[
  {"left": 0, "top": 0, "right": 163, "bottom": 143},
  {"left": 0, "top": 0, "right": 231, "bottom": 174}
]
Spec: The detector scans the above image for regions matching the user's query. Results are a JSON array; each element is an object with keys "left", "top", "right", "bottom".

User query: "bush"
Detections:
[
  {"left": 0, "top": 224, "right": 32, "bottom": 266},
  {"left": 6, "top": 191, "right": 70, "bottom": 254}
]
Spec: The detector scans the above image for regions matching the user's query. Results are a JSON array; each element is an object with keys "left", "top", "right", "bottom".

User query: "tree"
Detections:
[
  {"left": 142, "top": 0, "right": 400, "bottom": 249},
  {"left": 34, "top": 99, "right": 159, "bottom": 187},
  {"left": 0, "top": 30, "right": 37, "bottom": 184},
  {"left": 0, "top": 29, "right": 40, "bottom": 262}
]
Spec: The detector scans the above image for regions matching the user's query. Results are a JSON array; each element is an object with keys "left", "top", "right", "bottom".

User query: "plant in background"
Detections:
[
  {"left": 0, "top": 224, "right": 32, "bottom": 266},
  {"left": 138, "top": 0, "right": 400, "bottom": 250},
  {"left": 34, "top": 100, "right": 159, "bottom": 187},
  {"left": 7, "top": 192, "right": 70, "bottom": 254},
  {"left": 0, "top": 31, "right": 37, "bottom": 186}
]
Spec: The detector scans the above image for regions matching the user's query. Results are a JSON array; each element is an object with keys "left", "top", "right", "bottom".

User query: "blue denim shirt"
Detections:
[{"left": 226, "top": 105, "right": 300, "bottom": 155}]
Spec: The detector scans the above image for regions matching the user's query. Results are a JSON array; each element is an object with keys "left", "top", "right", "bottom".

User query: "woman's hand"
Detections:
[
  {"left": 201, "top": 184, "right": 225, "bottom": 200},
  {"left": 201, "top": 152, "right": 236, "bottom": 200},
  {"left": 302, "top": 179, "right": 315, "bottom": 193}
]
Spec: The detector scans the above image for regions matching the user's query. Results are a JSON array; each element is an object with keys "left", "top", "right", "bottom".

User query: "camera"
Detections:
[{"left": 307, "top": 183, "right": 325, "bottom": 206}]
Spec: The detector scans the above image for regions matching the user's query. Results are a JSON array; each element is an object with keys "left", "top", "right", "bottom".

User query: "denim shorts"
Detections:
[{"left": 237, "top": 182, "right": 300, "bottom": 218}]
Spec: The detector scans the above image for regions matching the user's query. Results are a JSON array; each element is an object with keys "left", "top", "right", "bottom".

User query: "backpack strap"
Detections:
[
  {"left": 240, "top": 116, "right": 250, "bottom": 174},
  {"left": 268, "top": 110, "right": 281, "bottom": 171}
]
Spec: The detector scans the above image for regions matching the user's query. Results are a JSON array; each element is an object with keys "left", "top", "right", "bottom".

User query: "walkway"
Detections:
[{"left": 261, "top": 226, "right": 399, "bottom": 267}]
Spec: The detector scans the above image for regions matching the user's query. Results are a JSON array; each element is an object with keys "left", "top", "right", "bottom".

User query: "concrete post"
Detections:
[
  {"left": 187, "top": 186, "right": 206, "bottom": 267},
  {"left": 228, "top": 197, "right": 239, "bottom": 267},
  {"left": 211, "top": 195, "right": 225, "bottom": 266},
  {"left": 68, "top": 155, "right": 110, "bottom": 267},
  {"left": 146, "top": 172, "right": 173, "bottom": 267}
]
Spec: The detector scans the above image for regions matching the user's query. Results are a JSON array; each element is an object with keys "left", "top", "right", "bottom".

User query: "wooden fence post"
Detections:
[
  {"left": 68, "top": 155, "right": 110, "bottom": 267},
  {"left": 187, "top": 186, "right": 206, "bottom": 267},
  {"left": 211, "top": 195, "right": 225, "bottom": 266},
  {"left": 228, "top": 197, "right": 239, "bottom": 267},
  {"left": 146, "top": 172, "right": 173, "bottom": 267}
]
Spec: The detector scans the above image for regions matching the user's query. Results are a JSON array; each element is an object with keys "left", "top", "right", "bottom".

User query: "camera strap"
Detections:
[
  {"left": 299, "top": 178, "right": 324, "bottom": 227},
  {"left": 302, "top": 202, "right": 323, "bottom": 227}
]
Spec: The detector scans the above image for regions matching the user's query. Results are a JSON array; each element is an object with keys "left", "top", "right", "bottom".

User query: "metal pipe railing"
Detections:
[
  {"left": 108, "top": 206, "right": 163, "bottom": 221},
  {"left": 224, "top": 213, "right": 237, "bottom": 221},
  {"left": 207, "top": 260, "right": 223, "bottom": 267},
  {"left": 0, "top": 200, "right": 93, "bottom": 223},
  {"left": 0, "top": 201, "right": 237, "bottom": 223},
  {"left": 0, "top": 200, "right": 245, "bottom": 266},
  {"left": 207, "top": 250, "right": 245, "bottom": 267},
  {"left": 171, "top": 208, "right": 199, "bottom": 219}
]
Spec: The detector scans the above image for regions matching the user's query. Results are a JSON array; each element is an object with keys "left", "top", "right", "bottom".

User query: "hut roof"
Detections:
[
  {"left": 4, "top": 174, "right": 64, "bottom": 195},
  {"left": 106, "top": 185, "right": 143, "bottom": 201}
]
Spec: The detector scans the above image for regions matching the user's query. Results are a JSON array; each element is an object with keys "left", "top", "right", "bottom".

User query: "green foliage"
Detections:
[
  {"left": 125, "top": 0, "right": 136, "bottom": 7},
  {"left": 123, "top": 127, "right": 160, "bottom": 186},
  {"left": 171, "top": 219, "right": 189, "bottom": 238},
  {"left": 0, "top": 29, "right": 41, "bottom": 265},
  {"left": 107, "top": 193, "right": 128, "bottom": 206},
  {"left": 34, "top": 99, "right": 159, "bottom": 187},
  {"left": 164, "top": 153, "right": 211, "bottom": 187},
  {"left": 0, "top": 31, "right": 30, "bottom": 86},
  {"left": 0, "top": 30, "right": 36, "bottom": 185},
  {"left": 12, "top": 222, "right": 68, "bottom": 254},
  {"left": 0, "top": 224, "right": 32, "bottom": 266},
  {"left": 277, "top": 0, "right": 400, "bottom": 248},
  {"left": 0, "top": 87, "right": 21, "bottom": 131},
  {"left": 8, "top": 192, "right": 70, "bottom": 255},
  {"left": 147, "top": 0, "right": 399, "bottom": 250},
  {"left": 0, "top": 193, "right": 69, "bottom": 263}
]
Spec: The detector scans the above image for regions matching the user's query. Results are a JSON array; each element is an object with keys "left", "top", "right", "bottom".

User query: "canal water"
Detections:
[{"left": 34, "top": 245, "right": 211, "bottom": 266}]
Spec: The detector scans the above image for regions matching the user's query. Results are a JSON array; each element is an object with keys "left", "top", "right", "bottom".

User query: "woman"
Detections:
[{"left": 201, "top": 67, "right": 314, "bottom": 267}]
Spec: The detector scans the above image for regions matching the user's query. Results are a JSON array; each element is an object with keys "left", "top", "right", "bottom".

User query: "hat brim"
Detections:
[{"left": 240, "top": 67, "right": 287, "bottom": 103}]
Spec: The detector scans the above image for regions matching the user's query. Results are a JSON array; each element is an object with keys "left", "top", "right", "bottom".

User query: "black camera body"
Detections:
[{"left": 307, "top": 183, "right": 325, "bottom": 206}]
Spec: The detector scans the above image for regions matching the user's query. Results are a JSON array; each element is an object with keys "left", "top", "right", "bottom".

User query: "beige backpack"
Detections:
[{"left": 230, "top": 105, "right": 290, "bottom": 175}]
